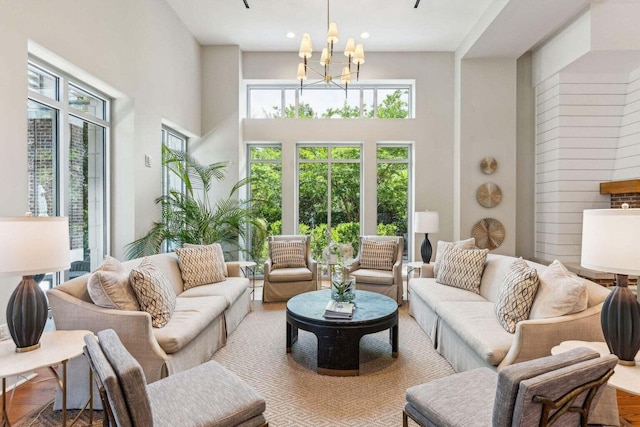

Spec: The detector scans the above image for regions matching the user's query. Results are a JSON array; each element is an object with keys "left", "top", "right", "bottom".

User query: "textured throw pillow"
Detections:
[
  {"left": 87, "top": 256, "right": 140, "bottom": 311},
  {"left": 270, "top": 240, "right": 307, "bottom": 270},
  {"left": 494, "top": 258, "right": 540, "bottom": 333},
  {"left": 436, "top": 246, "right": 488, "bottom": 293},
  {"left": 129, "top": 258, "right": 177, "bottom": 328},
  {"left": 528, "top": 259, "right": 588, "bottom": 319},
  {"left": 183, "top": 243, "right": 228, "bottom": 277},
  {"left": 433, "top": 238, "right": 476, "bottom": 276},
  {"left": 176, "top": 244, "right": 227, "bottom": 290},
  {"left": 359, "top": 239, "right": 397, "bottom": 271}
]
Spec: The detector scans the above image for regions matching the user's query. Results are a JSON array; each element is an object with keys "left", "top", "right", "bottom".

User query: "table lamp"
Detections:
[
  {"left": 0, "top": 215, "right": 69, "bottom": 352},
  {"left": 581, "top": 204, "right": 640, "bottom": 366},
  {"left": 414, "top": 211, "right": 439, "bottom": 263}
]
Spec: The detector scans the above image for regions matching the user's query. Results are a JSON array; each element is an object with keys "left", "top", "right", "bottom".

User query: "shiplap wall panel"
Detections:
[
  {"left": 612, "top": 68, "right": 640, "bottom": 180},
  {"left": 535, "top": 73, "right": 622, "bottom": 263}
]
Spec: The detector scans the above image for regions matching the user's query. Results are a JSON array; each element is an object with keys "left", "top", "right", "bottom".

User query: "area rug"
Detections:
[
  {"left": 17, "top": 301, "right": 454, "bottom": 426},
  {"left": 16, "top": 400, "right": 103, "bottom": 427},
  {"left": 212, "top": 301, "right": 454, "bottom": 426}
]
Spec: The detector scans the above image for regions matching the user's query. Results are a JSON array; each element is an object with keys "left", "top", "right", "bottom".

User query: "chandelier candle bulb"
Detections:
[{"left": 344, "top": 37, "right": 356, "bottom": 57}]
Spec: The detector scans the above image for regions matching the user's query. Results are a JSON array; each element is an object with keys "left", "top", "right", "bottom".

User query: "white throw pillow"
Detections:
[
  {"left": 433, "top": 238, "right": 476, "bottom": 276},
  {"left": 495, "top": 258, "right": 540, "bottom": 333},
  {"left": 87, "top": 256, "right": 140, "bottom": 311},
  {"left": 528, "top": 259, "right": 588, "bottom": 319},
  {"left": 436, "top": 246, "right": 488, "bottom": 294}
]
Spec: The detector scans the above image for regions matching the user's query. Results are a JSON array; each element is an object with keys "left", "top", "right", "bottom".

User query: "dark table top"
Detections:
[{"left": 287, "top": 290, "right": 398, "bottom": 325}]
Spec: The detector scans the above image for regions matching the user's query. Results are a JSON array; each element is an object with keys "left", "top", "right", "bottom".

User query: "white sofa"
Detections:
[
  {"left": 408, "top": 253, "right": 610, "bottom": 373},
  {"left": 48, "top": 252, "right": 251, "bottom": 383}
]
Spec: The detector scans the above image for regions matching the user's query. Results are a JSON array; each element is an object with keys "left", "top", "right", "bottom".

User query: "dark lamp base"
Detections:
[
  {"left": 420, "top": 234, "right": 433, "bottom": 263},
  {"left": 601, "top": 274, "right": 640, "bottom": 366},
  {"left": 6, "top": 276, "right": 48, "bottom": 353}
]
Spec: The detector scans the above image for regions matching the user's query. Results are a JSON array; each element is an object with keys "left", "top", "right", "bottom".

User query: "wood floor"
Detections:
[{"left": 1, "top": 367, "right": 640, "bottom": 426}]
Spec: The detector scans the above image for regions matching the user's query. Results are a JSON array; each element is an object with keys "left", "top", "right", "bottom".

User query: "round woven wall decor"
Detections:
[
  {"left": 471, "top": 218, "right": 505, "bottom": 250},
  {"left": 476, "top": 182, "right": 502, "bottom": 208},
  {"left": 480, "top": 157, "right": 497, "bottom": 174}
]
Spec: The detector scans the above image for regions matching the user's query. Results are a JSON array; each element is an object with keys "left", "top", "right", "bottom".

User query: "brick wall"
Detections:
[{"left": 610, "top": 193, "right": 640, "bottom": 209}]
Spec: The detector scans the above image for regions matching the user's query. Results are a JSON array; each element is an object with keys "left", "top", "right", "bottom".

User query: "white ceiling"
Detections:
[
  {"left": 165, "top": 0, "right": 496, "bottom": 52},
  {"left": 165, "top": 0, "right": 594, "bottom": 60}
]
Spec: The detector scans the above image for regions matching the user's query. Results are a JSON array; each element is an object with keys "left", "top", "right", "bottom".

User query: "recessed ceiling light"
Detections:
[
  {"left": 360, "top": 32, "right": 370, "bottom": 39},
  {"left": 286, "top": 32, "right": 296, "bottom": 39}
]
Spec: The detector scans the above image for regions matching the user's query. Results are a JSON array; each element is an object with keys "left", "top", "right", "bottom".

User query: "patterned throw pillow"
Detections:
[
  {"left": 436, "top": 247, "right": 488, "bottom": 293},
  {"left": 87, "top": 255, "right": 140, "bottom": 311},
  {"left": 183, "top": 243, "right": 228, "bottom": 277},
  {"left": 359, "top": 239, "right": 397, "bottom": 271},
  {"left": 528, "top": 259, "right": 587, "bottom": 319},
  {"left": 495, "top": 258, "right": 540, "bottom": 333},
  {"left": 433, "top": 238, "right": 476, "bottom": 276},
  {"left": 176, "top": 244, "right": 227, "bottom": 290},
  {"left": 270, "top": 240, "right": 307, "bottom": 270},
  {"left": 129, "top": 258, "right": 177, "bottom": 328}
]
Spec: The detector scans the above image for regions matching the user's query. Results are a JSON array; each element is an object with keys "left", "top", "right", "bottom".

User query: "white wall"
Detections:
[
  {"left": 0, "top": 0, "right": 201, "bottom": 321},
  {"left": 458, "top": 58, "right": 517, "bottom": 255},
  {"left": 241, "top": 52, "right": 455, "bottom": 261}
]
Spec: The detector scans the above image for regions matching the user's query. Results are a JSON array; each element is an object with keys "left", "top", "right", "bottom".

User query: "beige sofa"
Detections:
[
  {"left": 48, "top": 252, "right": 251, "bottom": 383},
  {"left": 408, "top": 253, "right": 610, "bottom": 373}
]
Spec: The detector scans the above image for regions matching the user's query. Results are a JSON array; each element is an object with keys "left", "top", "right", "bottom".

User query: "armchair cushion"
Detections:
[
  {"left": 436, "top": 247, "right": 488, "bottom": 294},
  {"left": 176, "top": 244, "right": 226, "bottom": 289},
  {"left": 350, "top": 268, "right": 394, "bottom": 285},
  {"left": 359, "top": 239, "right": 397, "bottom": 271},
  {"left": 87, "top": 256, "right": 140, "bottom": 311},
  {"left": 129, "top": 258, "right": 177, "bottom": 328},
  {"left": 494, "top": 258, "right": 540, "bottom": 333},
  {"left": 270, "top": 240, "right": 307, "bottom": 269},
  {"left": 268, "top": 267, "right": 313, "bottom": 282}
]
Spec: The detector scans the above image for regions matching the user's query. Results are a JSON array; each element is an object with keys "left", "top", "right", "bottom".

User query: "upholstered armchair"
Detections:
[
  {"left": 262, "top": 235, "right": 318, "bottom": 302},
  {"left": 403, "top": 347, "right": 619, "bottom": 427},
  {"left": 347, "top": 235, "right": 404, "bottom": 305}
]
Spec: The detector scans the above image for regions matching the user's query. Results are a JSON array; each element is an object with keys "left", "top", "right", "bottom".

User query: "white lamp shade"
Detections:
[
  {"left": 581, "top": 208, "right": 640, "bottom": 276},
  {"left": 344, "top": 37, "right": 356, "bottom": 57},
  {"left": 327, "top": 22, "right": 339, "bottom": 44},
  {"left": 414, "top": 211, "right": 439, "bottom": 234},
  {"left": 296, "top": 63, "right": 307, "bottom": 80},
  {"left": 354, "top": 44, "right": 365, "bottom": 65},
  {"left": 0, "top": 217, "right": 70, "bottom": 277}
]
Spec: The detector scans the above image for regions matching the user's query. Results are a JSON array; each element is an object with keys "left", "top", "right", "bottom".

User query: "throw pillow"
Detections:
[
  {"left": 436, "top": 246, "right": 488, "bottom": 293},
  {"left": 176, "top": 244, "right": 227, "bottom": 290},
  {"left": 528, "top": 259, "right": 588, "bottom": 319},
  {"left": 359, "top": 239, "right": 397, "bottom": 271},
  {"left": 433, "top": 238, "right": 476, "bottom": 276},
  {"left": 270, "top": 240, "right": 307, "bottom": 269},
  {"left": 183, "top": 243, "right": 228, "bottom": 277},
  {"left": 494, "top": 258, "right": 540, "bottom": 333},
  {"left": 87, "top": 256, "right": 140, "bottom": 311},
  {"left": 129, "top": 258, "right": 177, "bottom": 328}
]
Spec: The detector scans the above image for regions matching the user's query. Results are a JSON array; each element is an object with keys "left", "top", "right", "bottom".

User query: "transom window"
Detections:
[{"left": 247, "top": 84, "right": 413, "bottom": 119}]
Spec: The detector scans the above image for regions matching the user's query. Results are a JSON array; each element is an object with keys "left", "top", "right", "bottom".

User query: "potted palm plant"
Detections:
[{"left": 125, "top": 146, "right": 267, "bottom": 259}]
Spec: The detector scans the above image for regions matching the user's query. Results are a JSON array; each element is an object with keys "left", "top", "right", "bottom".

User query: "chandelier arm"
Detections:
[{"left": 305, "top": 65, "right": 329, "bottom": 80}]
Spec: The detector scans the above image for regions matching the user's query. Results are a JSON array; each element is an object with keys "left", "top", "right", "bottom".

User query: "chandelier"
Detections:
[{"left": 296, "top": 0, "right": 365, "bottom": 94}]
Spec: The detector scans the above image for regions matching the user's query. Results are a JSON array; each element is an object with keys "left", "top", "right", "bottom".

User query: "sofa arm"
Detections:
[
  {"left": 225, "top": 261, "right": 241, "bottom": 277},
  {"left": 498, "top": 303, "right": 605, "bottom": 369},
  {"left": 421, "top": 263, "right": 435, "bottom": 278},
  {"left": 47, "top": 288, "right": 170, "bottom": 383}
]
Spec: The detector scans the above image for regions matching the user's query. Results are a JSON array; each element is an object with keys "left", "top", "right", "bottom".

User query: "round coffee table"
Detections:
[{"left": 286, "top": 289, "right": 398, "bottom": 376}]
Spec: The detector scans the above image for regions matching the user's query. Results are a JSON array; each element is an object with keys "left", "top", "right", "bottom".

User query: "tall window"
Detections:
[
  {"left": 247, "top": 145, "right": 282, "bottom": 264},
  {"left": 247, "top": 84, "right": 412, "bottom": 119},
  {"left": 27, "top": 61, "right": 109, "bottom": 288},
  {"left": 161, "top": 127, "right": 187, "bottom": 198},
  {"left": 297, "top": 144, "right": 361, "bottom": 258},
  {"left": 377, "top": 145, "right": 411, "bottom": 259}
]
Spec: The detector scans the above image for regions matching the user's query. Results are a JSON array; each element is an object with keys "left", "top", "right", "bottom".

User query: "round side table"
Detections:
[
  {"left": 551, "top": 340, "right": 640, "bottom": 395},
  {"left": 238, "top": 260, "right": 258, "bottom": 300}
]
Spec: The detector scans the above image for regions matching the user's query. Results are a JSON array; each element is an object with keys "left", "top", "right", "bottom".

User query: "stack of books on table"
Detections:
[{"left": 324, "top": 300, "right": 354, "bottom": 319}]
